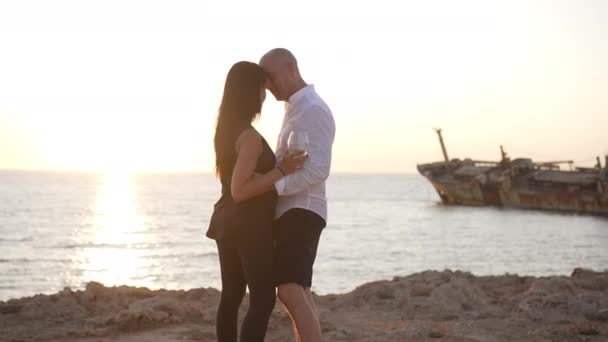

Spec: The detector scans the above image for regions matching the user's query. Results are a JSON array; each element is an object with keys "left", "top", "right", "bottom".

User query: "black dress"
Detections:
[
  {"left": 206, "top": 129, "right": 278, "bottom": 342},
  {"left": 206, "top": 131, "right": 277, "bottom": 240}
]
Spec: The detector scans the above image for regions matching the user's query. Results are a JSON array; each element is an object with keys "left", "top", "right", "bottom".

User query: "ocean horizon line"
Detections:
[{"left": 0, "top": 168, "right": 421, "bottom": 176}]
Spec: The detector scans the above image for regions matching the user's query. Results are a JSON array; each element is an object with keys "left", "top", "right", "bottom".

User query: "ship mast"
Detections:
[
  {"left": 500, "top": 145, "right": 509, "bottom": 162},
  {"left": 433, "top": 128, "right": 450, "bottom": 164},
  {"left": 605, "top": 155, "right": 608, "bottom": 181}
]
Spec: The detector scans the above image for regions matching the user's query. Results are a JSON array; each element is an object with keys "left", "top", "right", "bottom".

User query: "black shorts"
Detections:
[{"left": 273, "top": 208, "right": 326, "bottom": 288}]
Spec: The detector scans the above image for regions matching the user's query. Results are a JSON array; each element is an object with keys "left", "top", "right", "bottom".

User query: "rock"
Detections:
[
  {"left": 334, "top": 328, "right": 351, "bottom": 339},
  {"left": 440, "top": 313, "right": 460, "bottom": 320},
  {"left": 571, "top": 268, "right": 600, "bottom": 278},
  {"left": 129, "top": 296, "right": 183, "bottom": 316},
  {"left": 429, "top": 330, "right": 444, "bottom": 338},
  {"left": 166, "top": 315, "right": 183, "bottom": 324},
  {"left": 19, "top": 298, "right": 52, "bottom": 319},
  {"left": 576, "top": 321, "right": 600, "bottom": 336},
  {"left": 2, "top": 268, "right": 608, "bottom": 342},
  {"left": 85, "top": 281, "right": 105, "bottom": 293},
  {"left": 569, "top": 293, "right": 601, "bottom": 317},
  {"left": 200, "top": 311, "right": 215, "bottom": 323},
  {"left": 82, "top": 282, "right": 106, "bottom": 303},
  {"left": 321, "top": 320, "right": 337, "bottom": 333},
  {"left": 411, "top": 285, "right": 433, "bottom": 297},
  {"left": 184, "top": 288, "right": 210, "bottom": 300},
  {"left": 85, "top": 314, "right": 114, "bottom": 327},
  {"left": 578, "top": 326, "right": 600, "bottom": 336},
  {"left": 114, "top": 307, "right": 170, "bottom": 332},
  {"left": 376, "top": 287, "right": 395, "bottom": 300},
  {"left": 571, "top": 268, "right": 608, "bottom": 291},
  {"left": 598, "top": 308, "right": 608, "bottom": 321},
  {"left": 585, "top": 308, "right": 608, "bottom": 322},
  {"left": 0, "top": 302, "right": 22, "bottom": 314},
  {"left": 90, "top": 327, "right": 111, "bottom": 337}
]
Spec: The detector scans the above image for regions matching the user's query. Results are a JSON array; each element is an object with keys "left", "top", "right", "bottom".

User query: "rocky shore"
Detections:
[{"left": 1, "top": 268, "right": 607, "bottom": 341}]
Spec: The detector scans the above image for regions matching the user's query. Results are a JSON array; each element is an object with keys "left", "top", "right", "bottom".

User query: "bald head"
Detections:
[
  {"left": 260, "top": 48, "right": 298, "bottom": 69},
  {"left": 259, "top": 48, "right": 306, "bottom": 102}
]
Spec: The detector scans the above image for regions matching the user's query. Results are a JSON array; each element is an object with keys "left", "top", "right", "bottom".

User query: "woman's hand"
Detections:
[
  {"left": 231, "top": 129, "right": 306, "bottom": 203},
  {"left": 278, "top": 153, "right": 307, "bottom": 175}
]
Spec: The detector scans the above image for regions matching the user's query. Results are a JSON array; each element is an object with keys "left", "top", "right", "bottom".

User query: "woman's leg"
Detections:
[
  {"left": 238, "top": 233, "right": 277, "bottom": 342},
  {"left": 216, "top": 239, "right": 247, "bottom": 342}
]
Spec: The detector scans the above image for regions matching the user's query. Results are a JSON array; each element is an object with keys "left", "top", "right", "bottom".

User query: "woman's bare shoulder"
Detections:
[{"left": 235, "top": 127, "right": 262, "bottom": 153}]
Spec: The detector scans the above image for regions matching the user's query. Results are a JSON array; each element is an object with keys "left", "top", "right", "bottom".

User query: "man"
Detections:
[{"left": 259, "top": 48, "right": 335, "bottom": 342}]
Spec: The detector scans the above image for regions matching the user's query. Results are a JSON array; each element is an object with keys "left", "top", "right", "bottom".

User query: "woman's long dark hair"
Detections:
[{"left": 214, "top": 61, "right": 266, "bottom": 178}]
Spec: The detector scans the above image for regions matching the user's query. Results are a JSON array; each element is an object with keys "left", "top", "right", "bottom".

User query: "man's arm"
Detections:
[{"left": 275, "top": 105, "right": 335, "bottom": 196}]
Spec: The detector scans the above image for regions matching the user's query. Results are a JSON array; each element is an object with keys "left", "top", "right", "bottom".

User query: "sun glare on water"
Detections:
[
  {"left": 94, "top": 171, "right": 143, "bottom": 245},
  {"left": 73, "top": 170, "right": 156, "bottom": 288}
]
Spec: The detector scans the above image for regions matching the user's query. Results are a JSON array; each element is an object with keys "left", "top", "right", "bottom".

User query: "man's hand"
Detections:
[{"left": 279, "top": 153, "right": 307, "bottom": 175}]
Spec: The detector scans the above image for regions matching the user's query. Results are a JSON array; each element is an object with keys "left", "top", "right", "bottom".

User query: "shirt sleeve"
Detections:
[{"left": 274, "top": 105, "right": 336, "bottom": 196}]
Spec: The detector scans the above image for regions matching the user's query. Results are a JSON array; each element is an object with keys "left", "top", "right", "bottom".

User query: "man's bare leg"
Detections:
[
  {"left": 278, "top": 283, "right": 322, "bottom": 342},
  {"left": 304, "top": 288, "right": 319, "bottom": 316},
  {"left": 304, "top": 287, "right": 322, "bottom": 335},
  {"left": 280, "top": 300, "right": 302, "bottom": 342}
]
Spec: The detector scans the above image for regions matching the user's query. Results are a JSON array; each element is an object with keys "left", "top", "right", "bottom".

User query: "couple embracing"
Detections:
[{"left": 206, "top": 48, "right": 336, "bottom": 342}]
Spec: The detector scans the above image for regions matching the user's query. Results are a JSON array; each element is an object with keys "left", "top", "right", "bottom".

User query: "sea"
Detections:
[{"left": 0, "top": 171, "right": 606, "bottom": 301}]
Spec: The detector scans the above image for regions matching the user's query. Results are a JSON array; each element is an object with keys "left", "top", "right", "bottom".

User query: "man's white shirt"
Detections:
[{"left": 274, "top": 84, "right": 335, "bottom": 222}]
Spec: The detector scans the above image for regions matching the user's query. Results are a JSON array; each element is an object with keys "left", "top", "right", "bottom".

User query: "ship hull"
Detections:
[
  {"left": 428, "top": 180, "right": 608, "bottom": 215},
  {"left": 419, "top": 161, "right": 608, "bottom": 216}
]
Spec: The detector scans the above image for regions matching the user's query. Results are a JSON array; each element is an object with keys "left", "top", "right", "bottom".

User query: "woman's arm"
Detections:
[{"left": 230, "top": 129, "right": 304, "bottom": 203}]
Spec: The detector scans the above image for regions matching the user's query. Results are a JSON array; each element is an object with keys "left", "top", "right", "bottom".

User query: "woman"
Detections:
[{"left": 206, "top": 61, "right": 305, "bottom": 342}]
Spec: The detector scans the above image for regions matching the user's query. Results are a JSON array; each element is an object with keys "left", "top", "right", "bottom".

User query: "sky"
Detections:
[{"left": 0, "top": 0, "right": 606, "bottom": 173}]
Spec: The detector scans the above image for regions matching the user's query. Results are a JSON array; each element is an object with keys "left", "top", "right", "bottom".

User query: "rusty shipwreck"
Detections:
[{"left": 417, "top": 129, "right": 608, "bottom": 215}]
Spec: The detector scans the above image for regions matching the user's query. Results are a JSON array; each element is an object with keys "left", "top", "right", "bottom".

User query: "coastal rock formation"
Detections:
[{"left": 1, "top": 268, "right": 607, "bottom": 341}]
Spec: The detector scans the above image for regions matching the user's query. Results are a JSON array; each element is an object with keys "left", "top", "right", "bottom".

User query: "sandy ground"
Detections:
[{"left": 1, "top": 268, "right": 607, "bottom": 342}]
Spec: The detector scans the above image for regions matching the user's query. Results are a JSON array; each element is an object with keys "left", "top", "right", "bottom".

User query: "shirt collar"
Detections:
[{"left": 288, "top": 84, "right": 314, "bottom": 105}]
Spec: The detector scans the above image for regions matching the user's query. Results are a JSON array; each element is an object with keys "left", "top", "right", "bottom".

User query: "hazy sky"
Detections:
[{"left": 1, "top": 0, "right": 606, "bottom": 173}]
